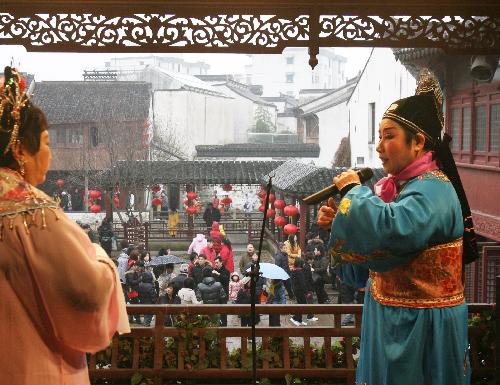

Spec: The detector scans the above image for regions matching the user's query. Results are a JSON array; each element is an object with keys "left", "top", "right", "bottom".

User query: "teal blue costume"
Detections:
[{"left": 328, "top": 170, "right": 470, "bottom": 385}]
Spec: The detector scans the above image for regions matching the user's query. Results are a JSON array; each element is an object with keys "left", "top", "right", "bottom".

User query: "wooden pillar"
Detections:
[{"left": 299, "top": 199, "right": 307, "bottom": 252}]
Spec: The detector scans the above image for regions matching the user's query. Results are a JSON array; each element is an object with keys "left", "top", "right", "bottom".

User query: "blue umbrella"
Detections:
[
  {"left": 149, "top": 254, "right": 185, "bottom": 266},
  {"left": 246, "top": 263, "right": 289, "bottom": 280}
]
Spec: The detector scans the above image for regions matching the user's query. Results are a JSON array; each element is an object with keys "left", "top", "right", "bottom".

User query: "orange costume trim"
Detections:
[{"left": 371, "top": 238, "right": 464, "bottom": 308}]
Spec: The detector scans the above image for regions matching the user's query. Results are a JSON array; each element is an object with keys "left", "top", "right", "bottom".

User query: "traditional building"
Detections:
[
  {"left": 33, "top": 81, "right": 151, "bottom": 172},
  {"left": 196, "top": 75, "right": 278, "bottom": 143}
]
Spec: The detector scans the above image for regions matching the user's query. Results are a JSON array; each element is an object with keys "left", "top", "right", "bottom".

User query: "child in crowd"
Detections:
[
  {"left": 177, "top": 278, "right": 201, "bottom": 305},
  {"left": 228, "top": 272, "right": 242, "bottom": 303}
]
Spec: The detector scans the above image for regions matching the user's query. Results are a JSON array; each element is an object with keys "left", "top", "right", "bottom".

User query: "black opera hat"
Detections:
[{"left": 383, "top": 69, "right": 444, "bottom": 147}]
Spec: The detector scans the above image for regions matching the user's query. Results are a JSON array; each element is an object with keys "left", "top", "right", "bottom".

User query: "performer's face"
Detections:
[{"left": 376, "top": 119, "right": 420, "bottom": 175}]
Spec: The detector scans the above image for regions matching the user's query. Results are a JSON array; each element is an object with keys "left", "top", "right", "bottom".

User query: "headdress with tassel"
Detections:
[
  {"left": 0, "top": 66, "right": 31, "bottom": 155},
  {"left": 383, "top": 69, "right": 479, "bottom": 264}
]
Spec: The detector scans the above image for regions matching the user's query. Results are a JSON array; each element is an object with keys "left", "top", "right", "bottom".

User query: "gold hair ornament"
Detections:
[
  {"left": 415, "top": 68, "right": 444, "bottom": 129},
  {"left": 0, "top": 68, "right": 30, "bottom": 155}
]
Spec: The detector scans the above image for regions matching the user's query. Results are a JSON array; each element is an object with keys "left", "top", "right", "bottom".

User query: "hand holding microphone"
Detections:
[
  {"left": 308, "top": 168, "right": 373, "bottom": 229},
  {"left": 317, "top": 197, "right": 337, "bottom": 229}
]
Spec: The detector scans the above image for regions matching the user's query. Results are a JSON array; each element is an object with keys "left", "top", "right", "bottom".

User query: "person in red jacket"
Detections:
[
  {"left": 219, "top": 237, "right": 235, "bottom": 273},
  {"left": 209, "top": 221, "right": 223, "bottom": 254},
  {"left": 200, "top": 237, "right": 217, "bottom": 265}
]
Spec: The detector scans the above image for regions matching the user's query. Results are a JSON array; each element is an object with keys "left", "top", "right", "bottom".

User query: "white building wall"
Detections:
[
  {"left": 277, "top": 116, "right": 297, "bottom": 134},
  {"left": 316, "top": 102, "right": 349, "bottom": 167},
  {"left": 154, "top": 91, "right": 236, "bottom": 158},
  {"left": 246, "top": 48, "right": 346, "bottom": 97},
  {"left": 348, "top": 49, "right": 416, "bottom": 168}
]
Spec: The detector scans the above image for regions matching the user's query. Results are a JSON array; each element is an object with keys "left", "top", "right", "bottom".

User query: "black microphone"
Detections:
[{"left": 303, "top": 168, "right": 374, "bottom": 205}]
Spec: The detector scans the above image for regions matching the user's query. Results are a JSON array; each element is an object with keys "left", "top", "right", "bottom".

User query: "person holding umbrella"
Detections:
[{"left": 266, "top": 279, "right": 286, "bottom": 326}]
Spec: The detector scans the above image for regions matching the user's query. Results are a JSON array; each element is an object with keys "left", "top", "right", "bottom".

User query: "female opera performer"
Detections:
[
  {"left": 318, "top": 69, "right": 479, "bottom": 385},
  {"left": 0, "top": 66, "right": 129, "bottom": 384}
]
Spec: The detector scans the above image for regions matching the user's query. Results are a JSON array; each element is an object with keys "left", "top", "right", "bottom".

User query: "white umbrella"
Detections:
[{"left": 246, "top": 263, "right": 289, "bottom": 280}]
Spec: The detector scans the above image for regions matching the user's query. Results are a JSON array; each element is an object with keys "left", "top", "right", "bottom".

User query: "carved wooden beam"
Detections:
[{"left": 1, "top": 1, "right": 499, "bottom": 57}]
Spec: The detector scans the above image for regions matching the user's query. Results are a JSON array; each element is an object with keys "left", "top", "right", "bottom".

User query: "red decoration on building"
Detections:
[
  {"left": 222, "top": 184, "right": 232, "bottom": 192},
  {"left": 152, "top": 184, "right": 161, "bottom": 193},
  {"left": 90, "top": 204, "right": 101, "bottom": 213},
  {"left": 266, "top": 208, "right": 276, "bottom": 218},
  {"left": 268, "top": 194, "right": 276, "bottom": 203},
  {"left": 284, "top": 205, "right": 299, "bottom": 217},
  {"left": 274, "top": 216, "right": 287, "bottom": 227},
  {"left": 274, "top": 199, "right": 285, "bottom": 209},
  {"left": 183, "top": 199, "right": 190, "bottom": 207},
  {"left": 258, "top": 204, "right": 265, "bottom": 212},
  {"left": 55, "top": 178, "right": 65, "bottom": 187},
  {"left": 113, "top": 196, "right": 120, "bottom": 208},
  {"left": 284, "top": 223, "right": 298, "bottom": 235},
  {"left": 89, "top": 190, "right": 101, "bottom": 200},
  {"left": 152, "top": 197, "right": 162, "bottom": 206},
  {"left": 257, "top": 190, "right": 267, "bottom": 199},
  {"left": 187, "top": 191, "right": 197, "bottom": 201},
  {"left": 221, "top": 197, "right": 232, "bottom": 206},
  {"left": 186, "top": 206, "right": 197, "bottom": 215}
]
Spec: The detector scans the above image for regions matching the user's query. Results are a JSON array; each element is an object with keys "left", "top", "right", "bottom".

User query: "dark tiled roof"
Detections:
[
  {"left": 265, "top": 160, "right": 386, "bottom": 197},
  {"left": 195, "top": 143, "right": 320, "bottom": 158},
  {"left": 32, "top": 81, "right": 151, "bottom": 125},
  {"left": 223, "top": 81, "right": 275, "bottom": 107},
  {"left": 98, "top": 160, "right": 284, "bottom": 186}
]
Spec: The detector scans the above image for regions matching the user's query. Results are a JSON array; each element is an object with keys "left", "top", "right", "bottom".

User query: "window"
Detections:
[
  {"left": 448, "top": 88, "right": 500, "bottom": 166},
  {"left": 474, "top": 105, "right": 487, "bottom": 151},
  {"left": 356, "top": 156, "right": 365, "bottom": 165},
  {"left": 368, "top": 102, "right": 376, "bottom": 143},
  {"left": 68, "top": 127, "right": 83, "bottom": 145},
  {"left": 286, "top": 73, "right": 294, "bottom": 83},
  {"left": 491, "top": 104, "right": 500, "bottom": 152},
  {"left": 90, "top": 126, "right": 99, "bottom": 147},
  {"left": 286, "top": 56, "right": 294, "bottom": 65},
  {"left": 48, "top": 127, "right": 66, "bottom": 145},
  {"left": 462, "top": 107, "right": 471, "bottom": 151},
  {"left": 450, "top": 108, "right": 460, "bottom": 150}
]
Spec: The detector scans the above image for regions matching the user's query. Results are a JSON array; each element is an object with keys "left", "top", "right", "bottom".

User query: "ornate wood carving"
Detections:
[
  {"left": 473, "top": 211, "right": 500, "bottom": 242},
  {"left": 0, "top": 1, "right": 499, "bottom": 55}
]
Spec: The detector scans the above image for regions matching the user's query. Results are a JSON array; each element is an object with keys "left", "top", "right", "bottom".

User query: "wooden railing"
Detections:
[
  {"left": 88, "top": 304, "right": 495, "bottom": 385},
  {"left": 113, "top": 215, "right": 290, "bottom": 248}
]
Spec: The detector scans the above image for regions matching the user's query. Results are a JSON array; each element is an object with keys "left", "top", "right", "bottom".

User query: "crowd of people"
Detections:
[{"left": 93, "top": 210, "right": 356, "bottom": 329}]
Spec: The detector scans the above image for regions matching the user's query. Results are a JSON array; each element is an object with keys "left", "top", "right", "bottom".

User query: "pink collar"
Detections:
[{"left": 374, "top": 152, "right": 438, "bottom": 203}]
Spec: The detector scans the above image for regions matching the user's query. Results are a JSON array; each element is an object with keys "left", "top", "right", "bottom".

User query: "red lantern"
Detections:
[
  {"left": 284, "top": 205, "right": 299, "bottom": 217},
  {"left": 186, "top": 206, "right": 197, "bottom": 215},
  {"left": 221, "top": 197, "right": 232, "bottom": 206},
  {"left": 152, "top": 184, "right": 161, "bottom": 193},
  {"left": 89, "top": 190, "right": 101, "bottom": 200},
  {"left": 152, "top": 197, "right": 162, "bottom": 206},
  {"left": 274, "top": 199, "right": 285, "bottom": 209},
  {"left": 258, "top": 204, "right": 265, "bottom": 212},
  {"left": 268, "top": 194, "right": 276, "bottom": 203},
  {"left": 257, "top": 190, "right": 266, "bottom": 199},
  {"left": 90, "top": 204, "right": 101, "bottom": 213},
  {"left": 222, "top": 184, "right": 232, "bottom": 192},
  {"left": 274, "top": 216, "right": 287, "bottom": 227},
  {"left": 266, "top": 208, "right": 276, "bottom": 218},
  {"left": 284, "top": 223, "right": 298, "bottom": 235},
  {"left": 113, "top": 196, "right": 120, "bottom": 208},
  {"left": 183, "top": 199, "right": 190, "bottom": 207},
  {"left": 55, "top": 178, "right": 65, "bottom": 187},
  {"left": 187, "top": 191, "right": 197, "bottom": 201}
]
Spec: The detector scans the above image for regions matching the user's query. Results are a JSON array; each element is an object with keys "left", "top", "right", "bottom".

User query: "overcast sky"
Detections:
[{"left": 0, "top": 45, "right": 371, "bottom": 82}]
